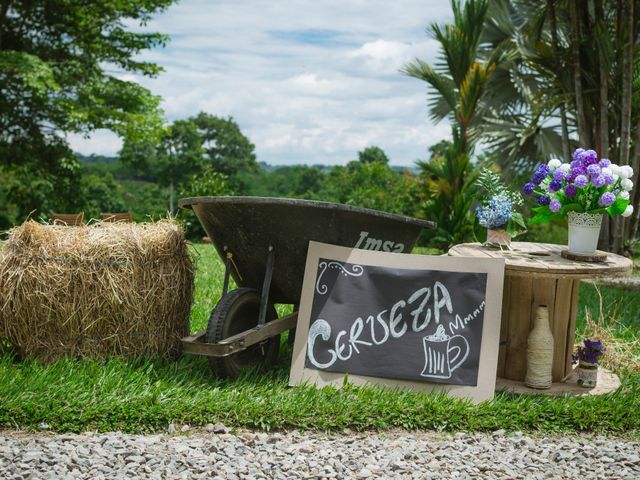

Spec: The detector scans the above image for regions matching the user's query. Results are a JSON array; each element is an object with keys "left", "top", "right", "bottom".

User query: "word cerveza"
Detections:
[
  {"left": 308, "top": 281, "right": 458, "bottom": 369},
  {"left": 354, "top": 231, "right": 405, "bottom": 253}
]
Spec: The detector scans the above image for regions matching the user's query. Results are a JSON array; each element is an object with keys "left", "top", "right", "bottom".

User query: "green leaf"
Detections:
[
  {"left": 607, "top": 198, "right": 629, "bottom": 217},
  {"left": 561, "top": 203, "right": 583, "bottom": 214}
]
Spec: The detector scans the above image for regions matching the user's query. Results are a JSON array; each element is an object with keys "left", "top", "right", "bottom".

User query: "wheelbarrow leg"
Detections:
[
  {"left": 288, "top": 304, "right": 298, "bottom": 346},
  {"left": 258, "top": 246, "right": 275, "bottom": 327},
  {"left": 222, "top": 247, "right": 232, "bottom": 297}
]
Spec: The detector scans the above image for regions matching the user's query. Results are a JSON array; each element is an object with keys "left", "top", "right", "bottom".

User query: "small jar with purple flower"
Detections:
[{"left": 572, "top": 339, "right": 606, "bottom": 388}]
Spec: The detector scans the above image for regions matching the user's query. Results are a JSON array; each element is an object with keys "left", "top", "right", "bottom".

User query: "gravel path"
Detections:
[{"left": 1, "top": 429, "right": 639, "bottom": 479}]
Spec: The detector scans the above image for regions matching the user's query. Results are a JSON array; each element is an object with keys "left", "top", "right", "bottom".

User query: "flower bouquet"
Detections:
[
  {"left": 475, "top": 169, "right": 526, "bottom": 247},
  {"left": 523, "top": 148, "right": 635, "bottom": 255},
  {"left": 572, "top": 338, "right": 606, "bottom": 388}
]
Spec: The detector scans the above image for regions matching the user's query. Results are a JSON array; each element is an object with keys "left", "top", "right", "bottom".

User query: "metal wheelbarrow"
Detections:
[{"left": 178, "top": 196, "right": 435, "bottom": 378}]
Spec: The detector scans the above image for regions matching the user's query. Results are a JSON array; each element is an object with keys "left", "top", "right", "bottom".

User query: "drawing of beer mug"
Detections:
[{"left": 420, "top": 324, "right": 470, "bottom": 380}]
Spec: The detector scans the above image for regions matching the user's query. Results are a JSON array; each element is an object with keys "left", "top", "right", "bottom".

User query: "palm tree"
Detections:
[{"left": 402, "top": 0, "right": 497, "bottom": 246}]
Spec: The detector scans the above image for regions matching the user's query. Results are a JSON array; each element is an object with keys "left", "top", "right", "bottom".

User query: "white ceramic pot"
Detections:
[{"left": 567, "top": 212, "right": 603, "bottom": 255}]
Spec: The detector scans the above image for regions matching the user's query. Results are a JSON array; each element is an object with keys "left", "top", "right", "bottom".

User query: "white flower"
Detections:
[
  {"left": 618, "top": 166, "right": 632, "bottom": 179},
  {"left": 548, "top": 158, "right": 562, "bottom": 170},
  {"left": 610, "top": 165, "right": 621, "bottom": 176},
  {"left": 601, "top": 167, "right": 613, "bottom": 177},
  {"left": 621, "top": 178, "right": 634, "bottom": 191},
  {"left": 622, "top": 205, "right": 634, "bottom": 218},
  {"left": 619, "top": 190, "right": 630, "bottom": 200},
  {"left": 558, "top": 163, "right": 571, "bottom": 173}
]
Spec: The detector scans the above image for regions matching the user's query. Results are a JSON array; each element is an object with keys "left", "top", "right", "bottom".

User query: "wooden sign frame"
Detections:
[{"left": 289, "top": 241, "right": 506, "bottom": 403}]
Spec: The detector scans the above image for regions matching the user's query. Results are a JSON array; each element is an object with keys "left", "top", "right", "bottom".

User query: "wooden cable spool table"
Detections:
[{"left": 449, "top": 242, "right": 632, "bottom": 384}]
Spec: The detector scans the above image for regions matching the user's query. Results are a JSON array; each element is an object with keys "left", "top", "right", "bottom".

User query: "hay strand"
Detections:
[{"left": 0, "top": 220, "right": 194, "bottom": 361}]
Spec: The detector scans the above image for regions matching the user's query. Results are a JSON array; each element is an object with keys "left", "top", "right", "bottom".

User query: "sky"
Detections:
[{"left": 68, "top": 0, "right": 453, "bottom": 167}]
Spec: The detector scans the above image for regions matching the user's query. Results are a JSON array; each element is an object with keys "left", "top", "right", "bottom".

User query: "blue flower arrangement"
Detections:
[
  {"left": 475, "top": 169, "right": 526, "bottom": 239},
  {"left": 476, "top": 193, "right": 513, "bottom": 229}
]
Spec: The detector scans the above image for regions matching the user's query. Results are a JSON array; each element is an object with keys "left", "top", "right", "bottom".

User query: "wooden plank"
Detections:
[
  {"left": 563, "top": 280, "right": 581, "bottom": 378},
  {"left": 496, "top": 276, "right": 511, "bottom": 377},
  {"left": 219, "top": 312, "right": 298, "bottom": 345},
  {"left": 449, "top": 242, "right": 633, "bottom": 278},
  {"left": 551, "top": 279, "right": 574, "bottom": 381},
  {"left": 181, "top": 312, "right": 298, "bottom": 358},
  {"left": 503, "top": 276, "right": 533, "bottom": 381},
  {"left": 52, "top": 212, "right": 84, "bottom": 226}
]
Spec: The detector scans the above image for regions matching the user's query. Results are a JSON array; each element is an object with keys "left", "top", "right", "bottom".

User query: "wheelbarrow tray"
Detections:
[{"left": 179, "top": 196, "right": 435, "bottom": 305}]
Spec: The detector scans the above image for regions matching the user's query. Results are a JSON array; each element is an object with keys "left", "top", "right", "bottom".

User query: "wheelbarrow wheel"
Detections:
[{"left": 205, "top": 287, "right": 280, "bottom": 378}]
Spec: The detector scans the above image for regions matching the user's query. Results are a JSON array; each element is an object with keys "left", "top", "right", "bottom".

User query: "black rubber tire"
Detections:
[{"left": 205, "top": 288, "right": 279, "bottom": 379}]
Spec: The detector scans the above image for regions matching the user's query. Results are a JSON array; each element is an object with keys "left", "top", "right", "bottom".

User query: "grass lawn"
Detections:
[{"left": 1, "top": 244, "right": 639, "bottom": 435}]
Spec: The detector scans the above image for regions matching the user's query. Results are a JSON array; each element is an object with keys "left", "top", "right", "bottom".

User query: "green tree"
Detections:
[
  {"left": 191, "top": 112, "right": 259, "bottom": 191},
  {"left": 357, "top": 146, "right": 390, "bottom": 164},
  {"left": 244, "top": 165, "right": 326, "bottom": 198},
  {"left": 0, "top": 137, "right": 83, "bottom": 227},
  {"left": 80, "top": 173, "right": 128, "bottom": 220},
  {"left": 317, "top": 162, "right": 421, "bottom": 218},
  {"left": 403, "top": 0, "right": 495, "bottom": 247},
  {"left": 0, "top": 0, "right": 172, "bottom": 224},
  {"left": 121, "top": 120, "right": 205, "bottom": 213},
  {"left": 178, "top": 165, "right": 233, "bottom": 238},
  {"left": 121, "top": 113, "right": 258, "bottom": 201},
  {"left": 483, "top": 0, "right": 640, "bottom": 251}
]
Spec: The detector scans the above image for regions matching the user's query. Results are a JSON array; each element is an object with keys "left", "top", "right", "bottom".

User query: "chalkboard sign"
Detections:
[{"left": 289, "top": 242, "right": 505, "bottom": 402}]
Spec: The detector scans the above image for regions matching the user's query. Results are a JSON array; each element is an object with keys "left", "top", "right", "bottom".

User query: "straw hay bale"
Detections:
[{"left": 0, "top": 220, "right": 194, "bottom": 361}]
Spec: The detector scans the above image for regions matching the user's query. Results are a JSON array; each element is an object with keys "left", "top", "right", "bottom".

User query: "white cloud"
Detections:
[{"left": 72, "top": 0, "right": 452, "bottom": 166}]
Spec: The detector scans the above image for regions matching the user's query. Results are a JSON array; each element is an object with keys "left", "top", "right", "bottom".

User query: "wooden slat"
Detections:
[
  {"left": 496, "top": 276, "right": 511, "bottom": 377},
  {"left": 449, "top": 242, "right": 632, "bottom": 278},
  {"left": 100, "top": 212, "right": 133, "bottom": 223},
  {"left": 218, "top": 312, "right": 298, "bottom": 345},
  {"left": 181, "top": 312, "right": 298, "bottom": 358},
  {"left": 52, "top": 213, "right": 84, "bottom": 226},
  {"left": 503, "top": 276, "right": 533, "bottom": 380},
  {"left": 549, "top": 279, "right": 573, "bottom": 381},
  {"left": 564, "top": 280, "right": 581, "bottom": 378}
]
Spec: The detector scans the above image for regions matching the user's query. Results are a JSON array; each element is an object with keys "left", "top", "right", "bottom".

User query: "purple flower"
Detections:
[
  {"left": 592, "top": 175, "right": 606, "bottom": 187},
  {"left": 586, "top": 164, "right": 601, "bottom": 178},
  {"left": 531, "top": 164, "right": 551, "bottom": 185},
  {"left": 553, "top": 169, "right": 567, "bottom": 181},
  {"left": 574, "top": 165, "right": 586, "bottom": 176},
  {"left": 523, "top": 182, "right": 535, "bottom": 196},
  {"left": 572, "top": 148, "right": 585, "bottom": 162},
  {"left": 536, "top": 194, "right": 551, "bottom": 206},
  {"left": 599, "top": 158, "right": 611, "bottom": 168},
  {"left": 549, "top": 199, "right": 562, "bottom": 212},
  {"left": 549, "top": 178, "right": 562, "bottom": 192},
  {"left": 598, "top": 192, "right": 616, "bottom": 207},
  {"left": 572, "top": 338, "right": 606, "bottom": 365},
  {"left": 579, "top": 149, "right": 598, "bottom": 165},
  {"left": 564, "top": 184, "right": 577, "bottom": 197},
  {"left": 574, "top": 175, "right": 589, "bottom": 188},
  {"left": 603, "top": 174, "right": 615, "bottom": 185},
  {"left": 570, "top": 159, "right": 583, "bottom": 170}
]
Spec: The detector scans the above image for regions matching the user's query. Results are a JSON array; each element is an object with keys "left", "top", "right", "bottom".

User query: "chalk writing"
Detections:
[
  {"left": 315, "top": 261, "right": 364, "bottom": 295},
  {"left": 307, "top": 282, "right": 454, "bottom": 369},
  {"left": 448, "top": 300, "right": 486, "bottom": 335}
]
